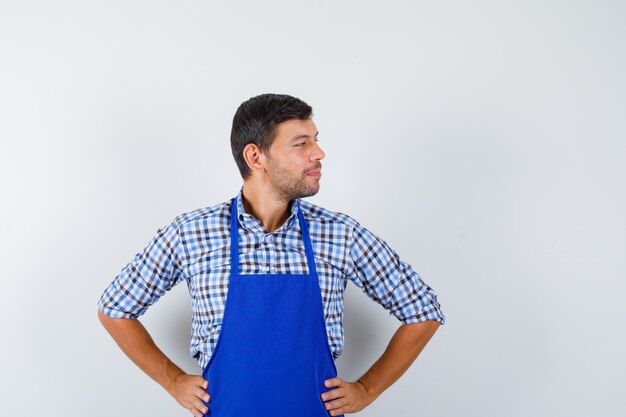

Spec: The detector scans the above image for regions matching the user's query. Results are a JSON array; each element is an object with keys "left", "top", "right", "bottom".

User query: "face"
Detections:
[{"left": 263, "top": 118, "right": 325, "bottom": 201}]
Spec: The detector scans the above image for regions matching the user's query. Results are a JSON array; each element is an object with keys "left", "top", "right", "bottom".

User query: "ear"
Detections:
[{"left": 243, "top": 143, "right": 266, "bottom": 175}]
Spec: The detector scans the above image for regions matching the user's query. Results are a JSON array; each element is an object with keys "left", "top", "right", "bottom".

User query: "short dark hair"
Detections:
[{"left": 230, "top": 93, "right": 313, "bottom": 179}]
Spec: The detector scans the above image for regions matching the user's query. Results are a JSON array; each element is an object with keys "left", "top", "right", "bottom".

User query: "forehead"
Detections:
[{"left": 273, "top": 119, "right": 318, "bottom": 144}]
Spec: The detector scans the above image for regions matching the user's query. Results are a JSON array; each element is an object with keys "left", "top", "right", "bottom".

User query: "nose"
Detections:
[{"left": 311, "top": 142, "right": 325, "bottom": 162}]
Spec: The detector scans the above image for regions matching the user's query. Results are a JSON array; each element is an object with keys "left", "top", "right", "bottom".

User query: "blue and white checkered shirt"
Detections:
[{"left": 98, "top": 188, "right": 445, "bottom": 370}]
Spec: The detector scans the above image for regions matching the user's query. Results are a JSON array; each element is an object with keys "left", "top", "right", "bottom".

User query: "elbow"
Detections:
[
  {"left": 425, "top": 319, "right": 442, "bottom": 334},
  {"left": 97, "top": 308, "right": 117, "bottom": 328},
  {"left": 97, "top": 308, "right": 108, "bottom": 325}
]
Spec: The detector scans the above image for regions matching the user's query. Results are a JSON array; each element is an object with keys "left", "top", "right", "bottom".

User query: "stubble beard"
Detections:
[{"left": 266, "top": 157, "right": 321, "bottom": 201}]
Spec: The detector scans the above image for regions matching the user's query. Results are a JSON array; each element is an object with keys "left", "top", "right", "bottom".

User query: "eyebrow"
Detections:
[{"left": 289, "top": 132, "right": 319, "bottom": 142}]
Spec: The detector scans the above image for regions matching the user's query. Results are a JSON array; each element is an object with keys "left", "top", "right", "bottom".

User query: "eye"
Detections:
[{"left": 295, "top": 142, "right": 306, "bottom": 147}]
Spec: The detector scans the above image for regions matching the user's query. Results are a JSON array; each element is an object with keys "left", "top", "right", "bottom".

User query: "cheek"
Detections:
[{"left": 283, "top": 155, "right": 307, "bottom": 171}]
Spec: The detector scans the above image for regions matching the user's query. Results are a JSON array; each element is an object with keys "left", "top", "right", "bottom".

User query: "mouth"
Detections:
[{"left": 306, "top": 163, "right": 322, "bottom": 177}]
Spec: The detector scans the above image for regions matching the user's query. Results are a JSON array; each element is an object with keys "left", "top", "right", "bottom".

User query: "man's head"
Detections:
[{"left": 231, "top": 93, "right": 325, "bottom": 200}]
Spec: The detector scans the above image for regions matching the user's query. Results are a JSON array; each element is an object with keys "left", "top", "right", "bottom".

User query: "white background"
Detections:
[{"left": 1, "top": 1, "right": 625, "bottom": 416}]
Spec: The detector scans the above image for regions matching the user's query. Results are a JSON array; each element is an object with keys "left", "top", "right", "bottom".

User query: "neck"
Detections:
[{"left": 241, "top": 180, "right": 292, "bottom": 233}]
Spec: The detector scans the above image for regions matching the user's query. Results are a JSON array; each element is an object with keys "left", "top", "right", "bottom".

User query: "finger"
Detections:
[
  {"left": 329, "top": 407, "right": 347, "bottom": 417},
  {"left": 193, "top": 376, "right": 209, "bottom": 389},
  {"left": 194, "top": 386, "right": 211, "bottom": 403},
  {"left": 190, "top": 406, "right": 204, "bottom": 417},
  {"left": 191, "top": 397, "right": 209, "bottom": 416},
  {"left": 324, "top": 377, "right": 344, "bottom": 388},
  {"left": 324, "top": 397, "right": 347, "bottom": 411},
  {"left": 321, "top": 387, "right": 345, "bottom": 401}
]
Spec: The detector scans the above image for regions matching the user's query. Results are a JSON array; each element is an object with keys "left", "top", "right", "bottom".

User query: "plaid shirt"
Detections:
[{"left": 98, "top": 188, "right": 445, "bottom": 369}]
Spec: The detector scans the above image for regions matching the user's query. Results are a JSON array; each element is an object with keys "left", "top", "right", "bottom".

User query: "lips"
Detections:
[{"left": 306, "top": 164, "right": 322, "bottom": 177}]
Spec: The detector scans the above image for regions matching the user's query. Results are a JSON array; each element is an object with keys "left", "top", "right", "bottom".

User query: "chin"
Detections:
[{"left": 292, "top": 185, "right": 320, "bottom": 199}]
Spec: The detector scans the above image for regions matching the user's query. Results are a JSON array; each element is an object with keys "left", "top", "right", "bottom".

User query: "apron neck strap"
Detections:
[
  {"left": 229, "top": 197, "right": 240, "bottom": 276},
  {"left": 229, "top": 195, "right": 318, "bottom": 276},
  {"left": 296, "top": 204, "right": 318, "bottom": 276}
]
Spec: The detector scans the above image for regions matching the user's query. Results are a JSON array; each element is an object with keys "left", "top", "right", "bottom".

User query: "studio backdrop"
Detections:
[{"left": 0, "top": 1, "right": 625, "bottom": 416}]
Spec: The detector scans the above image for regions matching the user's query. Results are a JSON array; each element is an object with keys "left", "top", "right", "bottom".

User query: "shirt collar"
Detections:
[{"left": 235, "top": 187, "right": 300, "bottom": 233}]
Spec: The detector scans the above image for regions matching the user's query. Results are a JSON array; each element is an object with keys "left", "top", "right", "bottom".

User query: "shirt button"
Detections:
[
  {"left": 265, "top": 234, "right": 273, "bottom": 243},
  {"left": 265, "top": 266, "right": 271, "bottom": 272}
]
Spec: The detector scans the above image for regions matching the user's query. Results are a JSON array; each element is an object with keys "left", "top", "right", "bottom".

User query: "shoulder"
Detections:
[
  {"left": 297, "top": 198, "right": 360, "bottom": 229},
  {"left": 171, "top": 198, "right": 233, "bottom": 231}
]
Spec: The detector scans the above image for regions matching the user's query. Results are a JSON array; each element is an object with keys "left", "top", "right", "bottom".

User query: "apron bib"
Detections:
[{"left": 202, "top": 196, "right": 342, "bottom": 417}]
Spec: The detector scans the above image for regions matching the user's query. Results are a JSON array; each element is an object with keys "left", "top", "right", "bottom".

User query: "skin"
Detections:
[
  {"left": 98, "top": 312, "right": 210, "bottom": 416},
  {"left": 240, "top": 118, "right": 325, "bottom": 232},
  {"left": 321, "top": 320, "right": 440, "bottom": 415},
  {"left": 98, "top": 117, "right": 440, "bottom": 416}
]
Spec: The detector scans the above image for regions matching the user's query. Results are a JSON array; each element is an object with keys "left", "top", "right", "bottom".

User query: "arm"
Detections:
[
  {"left": 321, "top": 219, "right": 445, "bottom": 414},
  {"left": 97, "top": 220, "right": 210, "bottom": 416},
  {"left": 321, "top": 320, "right": 440, "bottom": 415},
  {"left": 98, "top": 311, "right": 211, "bottom": 417}
]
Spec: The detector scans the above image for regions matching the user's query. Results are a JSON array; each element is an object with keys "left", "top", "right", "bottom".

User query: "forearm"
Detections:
[
  {"left": 97, "top": 310, "right": 184, "bottom": 393},
  {"left": 356, "top": 320, "right": 440, "bottom": 401}
]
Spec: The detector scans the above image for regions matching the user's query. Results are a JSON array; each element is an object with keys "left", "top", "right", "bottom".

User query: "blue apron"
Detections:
[{"left": 202, "top": 196, "right": 343, "bottom": 417}]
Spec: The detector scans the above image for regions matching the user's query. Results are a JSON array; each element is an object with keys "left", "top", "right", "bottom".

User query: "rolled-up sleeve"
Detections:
[
  {"left": 347, "top": 222, "right": 445, "bottom": 325},
  {"left": 98, "top": 219, "right": 185, "bottom": 318}
]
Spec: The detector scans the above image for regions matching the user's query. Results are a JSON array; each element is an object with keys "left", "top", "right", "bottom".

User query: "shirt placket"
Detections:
[{"left": 263, "top": 232, "right": 277, "bottom": 273}]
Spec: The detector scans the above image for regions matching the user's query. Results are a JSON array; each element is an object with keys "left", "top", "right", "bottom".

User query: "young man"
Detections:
[{"left": 98, "top": 93, "right": 445, "bottom": 417}]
